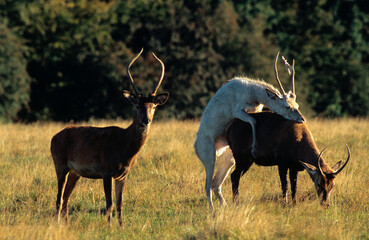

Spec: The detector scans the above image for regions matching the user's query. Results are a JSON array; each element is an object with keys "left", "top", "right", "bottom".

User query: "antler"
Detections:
[
  {"left": 317, "top": 147, "right": 327, "bottom": 177},
  {"left": 282, "top": 56, "right": 296, "bottom": 95},
  {"left": 126, "top": 48, "right": 144, "bottom": 95},
  {"left": 151, "top": 52, "right": 165, "bottom": 96},
  {"left": 274, "top": 52, "right": 287, "bottom": 95},
  {"left": 332, "top": 145, "right": 351, "bottom": 176}
]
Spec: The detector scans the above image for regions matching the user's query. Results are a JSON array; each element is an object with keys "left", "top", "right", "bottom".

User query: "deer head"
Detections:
[
  {"left": 123, "top": 48, "right": 169, "bottom": 127},
  {"left": 266, "top": 52, "right": 305, "bottom": 123},
  {"left": 300, "top": 145, "right": 351, "bottom": 207}
]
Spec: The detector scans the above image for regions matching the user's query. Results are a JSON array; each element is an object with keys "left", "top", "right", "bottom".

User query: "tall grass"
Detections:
[{"left": 0, "top": 118, "right": 368, "bottom": 239}]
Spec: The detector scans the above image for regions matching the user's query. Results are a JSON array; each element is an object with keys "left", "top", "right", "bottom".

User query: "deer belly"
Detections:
[
  {"left": 67, "top": 161, "right": 104, "bottom": 179},
  {"left": 253, "top": 156, "right": 277, "bottom": 166}
]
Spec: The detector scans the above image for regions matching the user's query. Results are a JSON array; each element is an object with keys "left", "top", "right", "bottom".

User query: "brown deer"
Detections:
[
  {"left": 50, "top": 48, "right": 169, "bottom": 225},
  {"left": 226, "top": 112, "right": 350, "bottom": 207}
]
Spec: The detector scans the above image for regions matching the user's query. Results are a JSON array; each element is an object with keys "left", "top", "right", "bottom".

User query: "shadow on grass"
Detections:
[
  {"left": 68, "top": 205, "right": 108, "bottom": 216},
  {"left": 231, "top": 190, "right": 317, "bottom": 207}
]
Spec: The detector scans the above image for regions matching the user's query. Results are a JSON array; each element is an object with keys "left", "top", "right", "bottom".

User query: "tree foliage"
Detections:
[
  {"left": 1, "top": 0, "right": 368, "bottom": 121},
  {"left": 0, "top": 22, "right": 31, "bottom": 121},
  {"left": 268, "top": 0, "right": 369, "bottom": 117},
  {"left": 113, "top": 0, "right": 252, "bottom": 119}
]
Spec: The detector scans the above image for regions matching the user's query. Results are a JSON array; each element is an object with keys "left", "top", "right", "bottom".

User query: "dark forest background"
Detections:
[{"left": 1, "top": 0, "right": 369, "bottom": 122}]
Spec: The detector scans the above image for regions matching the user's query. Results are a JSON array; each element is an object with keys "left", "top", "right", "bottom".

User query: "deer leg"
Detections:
[
  {"left": 103, "top": 176, "right": 113, "bottom": 224},
  {"left": 60, "top": 172, "right": 80, "bottom": 222},
  {"left": 289, "top": 169, "right": 298, "bottom": 204},
  {"left": 55, "top": 169, "right": 69, "bottom": 223},
  {"left": 230, "top": 168, "right": 241, "bottom": 202},
  {"left": 56, "top": 171, "right": 68, "bottom": 212},
  {"left": 231, "top": 156, "right": 253, "bottom": 203},
  {"left": 194, "top": 134, "right": 216, "bottom": 211},
  {"left": 212, "top": 146, "right": 235, "bottom": 206},
  {"left": 115, "top": 179, "right": 126, "bottom": 227},
  {"left": 278, "top": 165, "right": 288, "bottom": 203},
  {"left": 233, "top": 110, "right": 258, "bottom": 158},
  {"left": 250, "top": 123, "right": 258, "bottom": 159}
]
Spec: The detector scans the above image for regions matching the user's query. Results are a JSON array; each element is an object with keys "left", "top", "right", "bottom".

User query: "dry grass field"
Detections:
[{"left": 0, "top": 118, "right": 368, "bottom": 239}]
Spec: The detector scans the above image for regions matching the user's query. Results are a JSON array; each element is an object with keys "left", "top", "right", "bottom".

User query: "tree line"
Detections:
[{"left": 1, "top": 0, "right": 368, "bottom": 122}]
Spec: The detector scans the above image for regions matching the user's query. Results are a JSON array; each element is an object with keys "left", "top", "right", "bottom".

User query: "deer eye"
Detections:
[{"left": 286, "top": 106, "right": 291, "bottom": 110}]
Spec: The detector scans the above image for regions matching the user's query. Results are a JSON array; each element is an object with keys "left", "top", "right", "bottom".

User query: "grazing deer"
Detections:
[
  {"left": 50, "top": 49, "right": 169, "bottom": 226},
  {"left": 226, "top": 112, "right": 350, "bottom": 207},
  {"left": 194, "top": 52, "right": 305, "bottom": 210}
]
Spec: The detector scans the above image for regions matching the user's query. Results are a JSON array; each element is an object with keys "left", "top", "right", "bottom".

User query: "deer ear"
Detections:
[
  {"left": 123, "top": 90, "right": 137, "bottom": 105},
  {"left": 154, "top": 93, "right": 169, "bottom": 105},
  {"left": 300, "top": 161, "right": 317, "bottom": 175},
  {"left": 266, "top": 89, "right": 282, "bottom": 100},
  {"left": 331, "top": 161, "right": 342, "bottom": 171},
  {"left": 287, "top": 90, "right": 297, "bottom": 101}
]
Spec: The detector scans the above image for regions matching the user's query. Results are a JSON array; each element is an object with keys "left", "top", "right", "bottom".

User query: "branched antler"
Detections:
[
  {"left": 274, "top": 52, "right": 286, "bottom": 95},
  {"left": 282, "top": 56, "right": 296, "bottom": 95}
]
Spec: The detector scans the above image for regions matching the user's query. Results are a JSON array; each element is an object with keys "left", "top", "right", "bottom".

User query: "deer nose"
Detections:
[{"left": 296, "top": 114, "right": 306, "bottom": 123}]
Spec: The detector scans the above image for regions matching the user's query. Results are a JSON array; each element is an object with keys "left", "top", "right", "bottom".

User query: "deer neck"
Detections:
[
  {"left": 126, "top": 112, "right": 152, "bottom": 153},
  {"left": 302, "top": 142, "right": 334, "bottom": 180}
]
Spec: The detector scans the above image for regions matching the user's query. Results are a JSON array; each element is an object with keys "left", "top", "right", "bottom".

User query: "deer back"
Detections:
[{"left": 226, "top": 112, "right": 300, "bottom": 166}]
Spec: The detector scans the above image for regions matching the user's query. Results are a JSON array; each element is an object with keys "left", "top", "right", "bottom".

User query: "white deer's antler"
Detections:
[
  {"left": 282, "top": 56, "right": 293, "bottom": 75},
  {"left": 282, "top": 56, "right": 296, "bottom": 95}
]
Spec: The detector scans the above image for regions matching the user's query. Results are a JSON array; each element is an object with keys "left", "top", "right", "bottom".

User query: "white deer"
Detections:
[{"left": 194, "top": 52, "right": 306, "bottom": 210}]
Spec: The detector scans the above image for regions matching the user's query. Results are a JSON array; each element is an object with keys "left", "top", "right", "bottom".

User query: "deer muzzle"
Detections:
[{"left": 298, "top": 116, "right": 306, "bottom": 123}]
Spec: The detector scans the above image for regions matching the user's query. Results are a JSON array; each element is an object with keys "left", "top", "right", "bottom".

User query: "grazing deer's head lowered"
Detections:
[
  {"left": 300, "top": 147, "right": 350, "bottom": 207},
  {"left": 226, "top": 112, "right": 350, "bottom": 208},
  {"left": 50, "top": 48, "right": 169, "bottom": 226}
]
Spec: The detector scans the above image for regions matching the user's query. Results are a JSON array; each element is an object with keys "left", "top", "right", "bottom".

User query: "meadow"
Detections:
[{"left": 0, "top": 118, "right": 368, "bottom": 239}]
